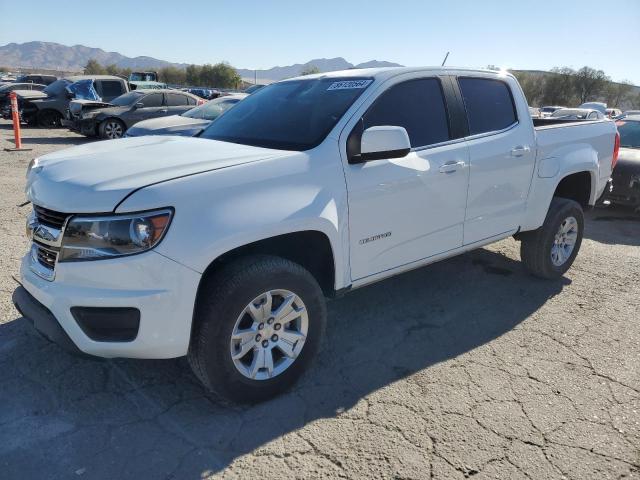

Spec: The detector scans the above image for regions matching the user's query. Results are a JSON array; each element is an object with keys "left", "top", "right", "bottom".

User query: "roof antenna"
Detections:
[{"left": 441, "top": 51, "right": 450, "bottom": 67}]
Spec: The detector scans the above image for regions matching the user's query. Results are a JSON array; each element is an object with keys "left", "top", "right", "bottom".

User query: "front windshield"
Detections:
[
  {"left": 200, "top": 77, "right": 373, "bottom": 150},
  {"left": 616, "top": 120, "right": 640, "bottom": 148},
  {"left": 183, "top": 97, "right": 239, "bottom": 120},
  {"left": 111, "top": 91, "right": 145, "bottom": 106},
  {"left": 43, "top": 79, "right": 71, "bottom": 96}
]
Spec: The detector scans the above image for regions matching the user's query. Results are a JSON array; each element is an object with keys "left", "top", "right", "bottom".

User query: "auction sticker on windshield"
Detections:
[{"left": 327, "top": 80, "right": 373, "bottom": 91}]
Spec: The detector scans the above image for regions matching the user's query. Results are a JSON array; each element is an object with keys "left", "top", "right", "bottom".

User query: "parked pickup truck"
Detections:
[{"left": 13, "top": 67, "right": 619, "bottom": 402}]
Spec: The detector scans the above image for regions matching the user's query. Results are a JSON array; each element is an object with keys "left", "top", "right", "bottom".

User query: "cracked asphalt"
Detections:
[{"left": 1, "top": 120, "right": 639, "bottom": 479}]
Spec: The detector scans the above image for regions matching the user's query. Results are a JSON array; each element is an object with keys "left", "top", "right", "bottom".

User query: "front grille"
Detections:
[
  {"left": 34, "top": 205, "right": 69, "bottom": 229},
  {"left": 35, "top": 243, "right": 57, "bottom": 270}
]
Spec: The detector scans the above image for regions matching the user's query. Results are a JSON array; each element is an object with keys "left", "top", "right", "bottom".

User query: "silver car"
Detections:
[{"left": 125, "top": 93, "right": 248, "bottom": 137}]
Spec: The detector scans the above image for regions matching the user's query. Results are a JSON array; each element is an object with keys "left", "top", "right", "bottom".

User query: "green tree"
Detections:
[
  {"left": 300, "top": 64, "right": 321, "bottom": 76},
  {"left": 158, "top": 66, "right": 186, "bottom": 85},
  {"left": 185, "top": 64, "right": 201, "bottom": 86},
  {"left": 84, "top": 59, "right": 105, "bottom": 75},
  {"left": 512, "top": 71, "right": 543, "bottom": 106},
  {"left": 198, "top": 62, "right": 241, "bottom": 88},
  {"left": 573, "top": 66, "right": 609, "bottom": 104},
  {"left": 105, "top": 64, "right": 120, "bottom": 76}
]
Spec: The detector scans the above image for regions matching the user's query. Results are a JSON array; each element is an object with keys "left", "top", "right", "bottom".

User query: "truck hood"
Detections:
[
  {"left": 26, "top": 135, "right": 292, "bottom": 212},
  {"left": 14, "top": 89, "right": 49, "bottom": 100},
  {"left": 69, "top": 99, "right": 114, "bottom": 115},
  {"left": 125, "top": 115, "right": 209, "bottom": 137}
]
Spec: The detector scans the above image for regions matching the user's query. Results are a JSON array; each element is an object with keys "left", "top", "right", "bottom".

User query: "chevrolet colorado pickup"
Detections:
[{"left": 13, "top": 67, "right": 619, "bottom": 402}]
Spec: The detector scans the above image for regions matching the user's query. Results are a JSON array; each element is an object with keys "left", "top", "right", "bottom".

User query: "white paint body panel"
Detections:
[{"left": 20, "top": 67, "right": 617, "bottom": 358}]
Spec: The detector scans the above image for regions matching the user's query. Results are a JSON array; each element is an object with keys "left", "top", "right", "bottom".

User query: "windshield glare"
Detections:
[
  {"left": 199, "top": 77, "right": 373, "bottom": 150},
  {"left": 616, "top": 120, "right": 640, "bottom": 148},
  {"left": 111, "top": 91, "right": 145, "bottom": 106},
  {"left": 183, "top": 98, "right": 238, "bottom": 120}
]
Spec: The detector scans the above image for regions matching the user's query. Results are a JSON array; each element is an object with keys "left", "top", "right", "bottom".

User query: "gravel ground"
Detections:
[{"left": 1, "top": 120, "right": 639, "bottom": 480}]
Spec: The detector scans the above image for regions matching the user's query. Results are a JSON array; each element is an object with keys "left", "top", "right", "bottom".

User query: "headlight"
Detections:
[{"left": 59, "top": 209, "right": 173, "bottom": 262}]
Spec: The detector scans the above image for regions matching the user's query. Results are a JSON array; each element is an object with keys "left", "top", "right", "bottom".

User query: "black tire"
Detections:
[
  {"left": 520, "top": 197, "right": 584, "bottom": 279},
  {"left": 37, "top": 109, "right": 62, "bottom": 128},
  {"left": 188, "top": 255, "right": 327, "bottom": 403},
  {"left": 98, "top": 118, "right": 126, "bottom": 139}
]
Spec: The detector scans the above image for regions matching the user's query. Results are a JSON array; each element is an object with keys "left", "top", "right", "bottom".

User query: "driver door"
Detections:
[
  {"left": 341, "top": 76, "right": 470, "bottom": 281},
  {"left": 127, "top": 92, "right": 164, "bottom": 124}
]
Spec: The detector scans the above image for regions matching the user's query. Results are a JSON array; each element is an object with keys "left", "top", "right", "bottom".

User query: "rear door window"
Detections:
[
  {"left": 458, "top": 77, "right": 517, "bottom": 135},
  {"left": 140, "top": 93, "right": 163, "bottom": 107},
  {"left": 363, "top": 78, "right": 450, "bottom": 148},
  {"left": 166, "top": 93, "right": 190, "bottom": 106}
]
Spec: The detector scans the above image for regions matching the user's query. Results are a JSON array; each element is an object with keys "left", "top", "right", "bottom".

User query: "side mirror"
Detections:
[
  {"left": 349, "top": 125, "right": 411, "bottom": 164},
  {"left": 134, "top": 102, "right": 145, "bottom": 109}
]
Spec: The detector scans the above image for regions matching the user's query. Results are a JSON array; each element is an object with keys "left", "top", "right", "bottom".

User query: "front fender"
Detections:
[{"left": 116, "top": 145, "right": 350, "bottom": 289}]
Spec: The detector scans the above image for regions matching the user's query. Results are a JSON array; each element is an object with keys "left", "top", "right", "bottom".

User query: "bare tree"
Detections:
[
  {"left": 541, "top": 67, "right": 577, "bottom": 106},
  {"left": 604, "top": 80, "right": 634, "bottom": 108},
  {"left": 573, "top": 66, "right": 609, "bottom": 104}
]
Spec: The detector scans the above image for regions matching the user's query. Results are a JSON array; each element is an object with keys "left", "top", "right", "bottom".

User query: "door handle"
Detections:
[
  {"left": 159, "top": 109, "right": 168, "bottom": 113},
  {"left": 438, "top": 161, "right": 466, "bottom": 174},
  {"left": 510, "top": 145, "right": 531, "bottom": 157}
]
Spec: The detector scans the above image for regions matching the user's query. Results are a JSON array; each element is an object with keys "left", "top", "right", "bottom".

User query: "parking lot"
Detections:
[{"left": 0, "top": 119, "right": 639, "bottom": 479}]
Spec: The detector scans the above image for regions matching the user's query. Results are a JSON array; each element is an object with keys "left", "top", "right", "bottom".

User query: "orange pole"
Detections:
[{"left": 9, "top": 91, "right": 22, "bottom": 149}]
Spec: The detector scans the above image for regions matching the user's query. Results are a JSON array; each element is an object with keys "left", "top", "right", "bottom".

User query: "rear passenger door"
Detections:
[
  {"left": 165, "top": 93, "right": 194, "bottom": 116},
  {"left": 341, "top": 75, "right": 471, "bottom": 280},
  {"left": 456, "top": 76, "right": 536, "bottom": 245}
]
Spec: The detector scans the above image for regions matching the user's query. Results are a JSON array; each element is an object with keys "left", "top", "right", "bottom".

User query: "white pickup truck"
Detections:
[{"left": 14, "top": 67, "right": 619, "bottom": 402}]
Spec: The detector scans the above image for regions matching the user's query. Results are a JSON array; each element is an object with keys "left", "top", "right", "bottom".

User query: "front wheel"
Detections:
[
  {"left": 520, "top": 197, "right": 584, "bottom": 279},
  {"left": 99, "top": 118, "right": 126, "bottom": 139},
  {"left": 188, "top": 255, "right": 327, "bottom": 403}
]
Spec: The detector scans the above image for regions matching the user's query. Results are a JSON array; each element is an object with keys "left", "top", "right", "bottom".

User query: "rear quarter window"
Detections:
[
  {"left": 166, "top": 93, "right": 190, "bottom": 106},
  {"left": 458, "top": 77, "right": 517, "bottom": 135},
  {"left": 99, "top": 80, "right": 126, "bottom": 99}
]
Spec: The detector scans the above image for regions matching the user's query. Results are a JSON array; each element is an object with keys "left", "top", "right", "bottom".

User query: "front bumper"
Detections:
[
  {"left": 62, "top": 112, "right": 99, "bottom": 136},
  {"left": 19, "top": 249, "right": 201, "bottom": 359},
  {"left": 604, "top": 166, "right": 640, "bottom": 207},
  {"left": 12, "top": 286, "right": 83, "bottom": 355}
]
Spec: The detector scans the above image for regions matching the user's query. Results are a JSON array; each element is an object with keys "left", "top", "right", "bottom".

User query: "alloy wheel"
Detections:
[{"left": 229, "top": 289, "right": 308, "bottom": 380}]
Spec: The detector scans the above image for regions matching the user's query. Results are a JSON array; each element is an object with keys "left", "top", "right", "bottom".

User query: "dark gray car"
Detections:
[
  {"left": 65, "top": 89, "right": 201, "bottom": 139},
  {"left": 125, "top": 93, "right": 247, "bottom": 138},
  {"left": 18, "top": 75, "right": 129, "bottom": 127}
]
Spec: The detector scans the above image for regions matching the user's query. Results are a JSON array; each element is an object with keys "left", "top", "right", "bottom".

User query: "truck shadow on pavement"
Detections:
[{"left": 0, "top": 248, "right": 568, "bottom": 479}]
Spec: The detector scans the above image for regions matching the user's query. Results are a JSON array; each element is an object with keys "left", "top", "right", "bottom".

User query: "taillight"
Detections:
[
  {"left": 612, "top": 131, "right": 620, "bottom": 170},
  {"left": 197, "top": 99, "right": 206, "bottom": 105}
]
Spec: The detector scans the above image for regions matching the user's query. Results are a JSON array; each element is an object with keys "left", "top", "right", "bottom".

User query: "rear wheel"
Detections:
[
  {"left": 188, "top": 255, "right": 326, "bottom": 403},
  {"left": 520, "top": 197, "right": 584, "bottom": 279},
  {"left": 99, "top": 118, "right": 126, "bottom": 139},
  {"left": 37, "top": 109, "right": 62, "bottom": 128}
]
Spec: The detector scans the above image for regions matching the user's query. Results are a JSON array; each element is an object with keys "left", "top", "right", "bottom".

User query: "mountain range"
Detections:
[{"left": 0, "top": 41, "right": 403, "bottom": 82}]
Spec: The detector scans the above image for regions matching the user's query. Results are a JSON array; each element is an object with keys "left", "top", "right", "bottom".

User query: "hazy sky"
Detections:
[{"left": 1, "top": 0, "right": 639, "bottom": 83}]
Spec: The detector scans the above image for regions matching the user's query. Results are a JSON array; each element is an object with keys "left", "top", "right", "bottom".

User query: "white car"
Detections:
[
  {"left": 550, "top": 108, "right": 605, "bottom": 120},
  {"left": 538, "top": 105, "right": 564, "bottom": 118},
  {"left": 14, "top": 67, "right": 618, "bottom": 402}
]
